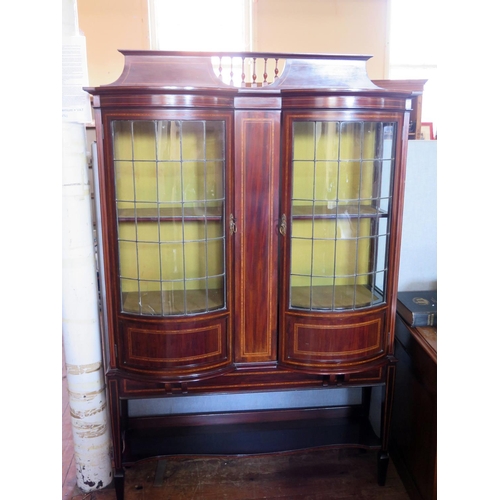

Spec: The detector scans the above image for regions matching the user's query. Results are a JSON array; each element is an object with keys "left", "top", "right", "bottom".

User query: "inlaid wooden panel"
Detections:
[
  {"left": 234, "top": 110, "right": 281, "bottom": 362},
  {"left": 281, "top": 309, "right": 386, "bottom": 370},
  {"left": 120, "top": 367, "right": 325, "bottom": 397},
  {"left": 118, "top": 315, "right": 231, "bottom": 376}
]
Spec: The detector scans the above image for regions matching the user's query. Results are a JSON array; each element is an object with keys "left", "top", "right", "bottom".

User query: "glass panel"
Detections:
[
  {"left": 181, "top": 161, "right": 200, "bottom": 201},
  {"left": 113, "top": 119, "right": 226, "bottom": 316},
  {"left": 334, "top": 238, "right": 357, "bottom": 277},
  {"left": 289, "top": 120, "right": 396, "bottom": 311},
  {"left": 136, "top": 219, "right": 158, "bottom": 242},
  {"left": 356, "top": 230, "right": 372, "bottom": 274},
  {"left": 290, "top": 275, "right": 311, "bottom": 309},
  {"left": 375, "top": 233, "right": 388, "bottom": 282},
  {"left": 113, "top": 121, "right": 133, "bottom": 160},
  {"left": 158, "top": 162, "right": 182, "bottom": 202},
  {"left": 184, "top": 241, "right": 207, "bottom": 279},
  {"left": 315, "top": 122, "right": 339, "bottom": 160},
  {"left": 159, "top": 214, "right": 183, "bottom": 241},
  {"left": 115, "top": 161, "right": 134, "bottom": 201},
  {"left": 206, "top": 161, "right": 224, "bottom": 201},
  {"left": 157, "top": 121, "right": 181, "bottom": 161},
  {"left": 132, "top": 121, "right": 156, "bottom": 160},
  {"left": 339, "top": 122, "right": 362, "bottom": 160},
  {"left": 338, "top": 161, "right": 361, "bottom": 202},
  {"left": 374, "top": 270, "right": 386, "bottom": 293},
  {"left": 119, "top": 241, "right": 138, "bottom": 279},
  {"left": 312, "top": 219, "right": 336, "bottom": 240},
  {"left": 205, "top": 122, "right": 225, "bottom": 160},
  {"left": 292, "top": 161, "right": 314, "bottom": 201},
  {"left": 117, "top": 216, "right": 136, "bottom": 241},
  {"left": 160, "top": 243, "right": 184, "bottom": 280},
  {"left": 314, "top": 161, "right": 338, "bottom": 202},
  {"left": 138, "top": 280, "right": 162, "bottom": 316},
  {"left": 207, "top": 238, "right": 224, "bottom": 275},
  {"left": 291, "top": 237, "right": 312, "bottom": 277},
  {"left": 310, "top": 277, "right": 334, "bottom": 309},
  {"left": 121, "top": 279, "right": 138, "bottom": 314},
  {"left": 161, "top": 281, "right": 186, "bottom": 316},
  {"left": 206, "top": 277, "right": 225, "bottom": 310},
  {"left": 379, "top": 159, "right": 393, "bottom": 212},
  {"left": 181, "top": 121, "right": 206, "bottom": 160},
  {"left": 293, "top": 122, "right": 315, "bottom": 160},
  {"left": 312, "top": 239, "right": 335, "bottom": 276},
  {"left": 137, "top": 242, "right": 160, "bottom": 280},
  {"left": 207, "top": 219, "right": 224, "bottom": 239}
]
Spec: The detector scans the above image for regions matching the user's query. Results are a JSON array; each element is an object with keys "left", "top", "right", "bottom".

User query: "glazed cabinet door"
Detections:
[
  {"left": 279, "top": 111, "right": 404, "bottom": 372},
  {"left": 98, "top": 110, "right": 234, "bottom": 380}
]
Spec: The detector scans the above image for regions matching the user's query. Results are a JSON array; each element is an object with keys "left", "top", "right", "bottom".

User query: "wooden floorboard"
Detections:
[{"left": 66, "top": 450, "right": 411, "bottom": 500}]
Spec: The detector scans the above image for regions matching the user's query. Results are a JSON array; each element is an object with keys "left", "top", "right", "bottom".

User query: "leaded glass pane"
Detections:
[
  {"left": 289, "top": 120, "right": 395, "bottom": 311},
  {"left": 113, "top": 119, "right": 226, "bottom": 316}
]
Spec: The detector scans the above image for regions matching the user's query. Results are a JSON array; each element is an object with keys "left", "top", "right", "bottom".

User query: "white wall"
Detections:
[
  {"left": 252, "top": 0, "right": 389, "bottom": 79},
  {"left": 398, "top": 140, "right": 437, "bottom": 291},
  {"left": 79, "top": 0, "right": 389, "bottom": 86}
]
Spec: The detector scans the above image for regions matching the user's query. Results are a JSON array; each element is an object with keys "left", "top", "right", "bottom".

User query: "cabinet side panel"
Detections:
[{"left": 234, "top": 110, "right": 281, "bottom": 362}]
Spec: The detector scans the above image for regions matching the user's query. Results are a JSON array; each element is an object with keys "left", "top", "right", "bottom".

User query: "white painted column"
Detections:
[{"left": 62, "top": 0, "right": 113, "bottom": 492}]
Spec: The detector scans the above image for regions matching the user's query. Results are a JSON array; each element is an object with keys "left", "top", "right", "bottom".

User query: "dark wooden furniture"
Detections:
[
  {"left": 391, "top": 312, "right": 437, "bottom": 500},
  {"left": 372, "top": 80, "right": 427, "bottom": 140},
  {"left": 85, "top": 51, "right": 411, "bottom": 500}
]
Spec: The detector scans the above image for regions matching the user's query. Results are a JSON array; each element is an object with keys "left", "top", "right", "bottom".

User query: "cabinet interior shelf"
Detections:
[
  {"left": 291, "top": 285, "right": 383, "bottom": 310},
  {"left": 117, "top": 204, "right": 386, "bottom": 223},
  {"left": 292, "top": 204, "right": 387, "bottom": 219},
  {"left": 122, "top": 288, "right": 224, "bottom": 316},
  {"left": 121, "top": 284, "right": 382, "bottom": 316},
  {"left": 118, "top": 206, "right": 223, "bottom": 223}
]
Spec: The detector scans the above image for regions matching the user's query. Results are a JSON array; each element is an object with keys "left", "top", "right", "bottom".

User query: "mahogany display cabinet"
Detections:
[{"left": 85, "top": 51, "right": 411, "bottom": 499}]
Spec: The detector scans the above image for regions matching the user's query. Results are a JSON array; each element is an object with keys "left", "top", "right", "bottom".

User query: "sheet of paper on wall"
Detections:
[{"left": 62, "top": 35, "right": 92, "bottom": 124}]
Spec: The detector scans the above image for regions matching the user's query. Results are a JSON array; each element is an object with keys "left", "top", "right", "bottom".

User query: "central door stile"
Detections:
[{"left": 233, "top": 108, "right": 281, "bottom": 364}]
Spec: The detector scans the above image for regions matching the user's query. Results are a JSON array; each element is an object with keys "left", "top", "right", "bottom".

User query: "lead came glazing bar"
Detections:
[
  {"left": 154, "top": 121, "right": 164, "bottom": 315},
  {"left": 308, "top": 122, "right": 318, "bottom": 311}
]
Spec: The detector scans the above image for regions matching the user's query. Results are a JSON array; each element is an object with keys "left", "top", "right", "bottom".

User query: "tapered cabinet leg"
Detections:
[
  {"left": 377, "top": 450, "right": 390, "bottom": 485},
  {"left": 114, "top": 469, "right": 125, "bottom": 500},
  {"left": 378, "top": 362, "right": 397, "bottom": 486},
  {"left": 107, "top": 378, "right": 125, "bottom": 499}
]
